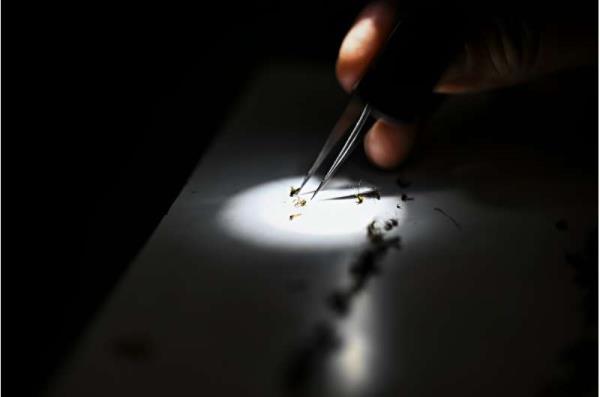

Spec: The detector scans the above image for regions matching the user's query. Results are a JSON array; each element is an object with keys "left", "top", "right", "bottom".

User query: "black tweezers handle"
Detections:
[{"left": 354, "top": 5, "right": 471, "bottom": 124}]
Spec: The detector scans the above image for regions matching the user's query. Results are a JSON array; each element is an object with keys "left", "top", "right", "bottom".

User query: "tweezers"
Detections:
[{"left": 296, "top": 97, "right": 372, "bottom": 200}]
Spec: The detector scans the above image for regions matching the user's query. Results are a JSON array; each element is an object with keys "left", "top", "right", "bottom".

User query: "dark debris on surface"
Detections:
[{"left": 400, "top": 193, "right": 414, "bottom": 202}]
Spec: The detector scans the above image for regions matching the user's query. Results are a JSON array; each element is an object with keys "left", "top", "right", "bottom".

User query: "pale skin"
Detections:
[{"left": 336, "top": 0, "right": 596, "bottom": 169}]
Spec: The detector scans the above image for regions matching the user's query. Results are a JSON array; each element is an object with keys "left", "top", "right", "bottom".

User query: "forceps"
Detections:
[
  {"left": 296, "top": 97, "right": 372, "bottom": 200},
  {"left": 294, "top": 9, "right": 468, "bottom": 200}
]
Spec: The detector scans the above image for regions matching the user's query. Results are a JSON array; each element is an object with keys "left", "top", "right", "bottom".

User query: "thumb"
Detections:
[{"left": 436, "top": 14, "right": 596, "bottom": 94}]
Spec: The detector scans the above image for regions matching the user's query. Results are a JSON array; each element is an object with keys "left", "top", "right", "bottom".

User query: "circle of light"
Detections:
[{"left": 218, "top": 176, "right": 404, "bottom": 251}]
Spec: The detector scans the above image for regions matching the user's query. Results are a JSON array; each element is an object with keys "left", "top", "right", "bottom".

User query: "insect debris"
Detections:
[
  {"left": 293, "top": 197, "right": 307, "bottom": 207},
  {"left": 383, "top": 218, "right": 399, "bottom": 231},
  {"left": 367, "top": 221, "right": 383, "bottom": 243},
  {"left": 290, "top": 186, "right": 301, "bottom": 197},
  {"left": 367, "top": 218, "right": 399, "bottom": 243},
  {"left": 433, "top": 208, "right": 461, "bottom": 230},
  {"left": 355, "top": 180, "right": 364, "bottom": 205},
  {"left": 327, "top": 291, "right": 351, "bottom": 315},
  {"left": 289, "top": 213, "right": 302, "bottom": 221},
  {"left": 401, "top": 193, "right": 414, "bottom": 202},
  {"left": 355, "top": 180, "right": 380, "bottom": 204}
]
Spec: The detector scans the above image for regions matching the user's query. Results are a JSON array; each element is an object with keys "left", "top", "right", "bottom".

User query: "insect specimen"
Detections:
[
  {"left": 293, "top": 197, "right": 307, "bottom": 207},
  {"left": 367, "top": 221, "right": 384, "bottom": 243},
  {"left": 383, "top": 218, "right": 399, "bottom": 231},
  {"left": 367, "top": 218, "right": 399, "bottom": 243}
]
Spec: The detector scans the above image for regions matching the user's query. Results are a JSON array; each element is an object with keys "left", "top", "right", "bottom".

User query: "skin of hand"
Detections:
[{"left": 336, "top": 0, "right": 597, "bottom": 169}]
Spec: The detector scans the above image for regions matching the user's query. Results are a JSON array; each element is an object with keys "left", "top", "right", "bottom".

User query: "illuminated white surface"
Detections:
[
  {"left": 333, "top": 292, "right": 375, "bottom": 394},
  {"left": 219, "top": 176, "right": 404, "bottom": 250},
  {"left": 46, "top": 64, "right": 595, "bottom": 397}
]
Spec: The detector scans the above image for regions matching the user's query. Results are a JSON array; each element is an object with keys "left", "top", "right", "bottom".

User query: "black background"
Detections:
[
  {"left": 4, "top": 1, "right": 369, "bottom": 395},
  {"left": 3, "top": 1, "right": 598, "bottom": 396}
]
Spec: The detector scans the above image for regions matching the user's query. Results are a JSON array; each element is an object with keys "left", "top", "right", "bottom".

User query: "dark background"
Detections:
[
  {"left": 3, "top": 1, "right": 597, "bottom": 396},
  {"left": 4, "top": 1, "right": 369, "bottom": 396}
]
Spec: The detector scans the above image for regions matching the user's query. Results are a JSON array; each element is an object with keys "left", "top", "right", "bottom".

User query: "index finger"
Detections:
[{"left": 336, "top": 0, "right": 398, "bottom": 92}]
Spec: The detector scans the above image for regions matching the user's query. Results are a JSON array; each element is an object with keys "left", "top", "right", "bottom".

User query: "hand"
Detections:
[{"left": 337, "top": 0, "right": 596, "bottom": 168}]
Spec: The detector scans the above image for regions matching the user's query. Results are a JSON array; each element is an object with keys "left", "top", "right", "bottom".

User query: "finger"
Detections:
[
  {"left": 363, "top": 119, "right": 417, "bottom": 169},
  {"left": 435, "top": 15, "right": 596, "bottom": 94},
  {"left": 336, "top": 0, "right": 397, "bottom": 92},
  {"left": 435, "top": 19, "right": 537, "bottom": 93}
]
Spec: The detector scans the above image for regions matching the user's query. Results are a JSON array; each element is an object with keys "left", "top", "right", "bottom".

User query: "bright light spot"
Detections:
[
  {"left": 333, "top": 292, "right": 376, "bottom": 393},
  {"left": 337, "top": 332, "right": 369, "bottom": 385},
  {"left": 218, "top": 176, "right": 404, "bottom": 250}
]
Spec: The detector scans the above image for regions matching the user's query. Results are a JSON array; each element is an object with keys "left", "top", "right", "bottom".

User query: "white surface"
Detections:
[{"left": 46, "top": 63, "right": 595, "bottom": 397}]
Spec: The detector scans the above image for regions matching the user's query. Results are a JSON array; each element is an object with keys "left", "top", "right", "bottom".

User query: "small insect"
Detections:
[
  {"left": 401, "top": 193, "right": 414, "bottom": 201},
  {"left": 396, "top": 204, "right": 401, "bottom": 209},
  {"left": 367, "top": 217, "right": 399, "bottom": 243},
  {"left": 383, "top": 218, "right": 399, "bottom": 231},
  {"left": 293, "top": 197, "right": 307, "bottom": 207},
  {"left": 289, "top": 186, "right": 301, "bottom": 197},
  {"left": 289, "top": 213, "right": 302, "bottom": 221},
  {"left": 355, "top": 180, "right": 364, "bottom": 204},
  {"left": 367, "top": 221, "right": 384, "bottom": 243},
  {"left": 328, "top": 290, "right": 350, "bottom": 315}
]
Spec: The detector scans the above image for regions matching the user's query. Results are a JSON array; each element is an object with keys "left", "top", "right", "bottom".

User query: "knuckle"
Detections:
[{"left": 489, "top": 17, "right": 541, "bottom": 79}]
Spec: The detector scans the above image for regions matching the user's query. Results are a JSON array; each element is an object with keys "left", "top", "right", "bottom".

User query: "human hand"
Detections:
[{"left": 337, "top": 0, "right": 596, "bottom": 168}]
